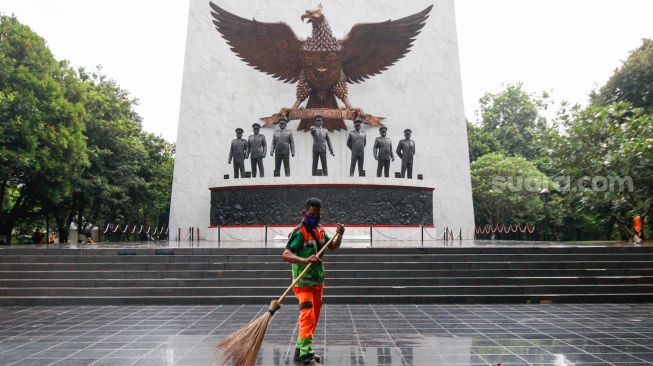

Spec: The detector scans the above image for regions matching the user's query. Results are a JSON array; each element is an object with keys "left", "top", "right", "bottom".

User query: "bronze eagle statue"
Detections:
[{"left": 209, "top": 3, "right": 433, "bottom": 131}]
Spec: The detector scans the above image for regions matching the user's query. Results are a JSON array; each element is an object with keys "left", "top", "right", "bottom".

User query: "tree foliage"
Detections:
[
  {"left": 593, "top": 39, "right": 653, "bottom": 111},
  {"left": 477, "top": 83, "right": 550, "bottom": 160},
  {"left": 0, "top": 16, "right": 87, "bottom": 243},
  {"left": 0, "top": 16, "right": 174, "bottom": 244},
  {"left": 471, "top": 152, "right": 555, "bottom": 226}
]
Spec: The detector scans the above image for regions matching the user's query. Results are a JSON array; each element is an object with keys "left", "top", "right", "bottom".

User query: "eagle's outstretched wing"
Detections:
[
  {"left": 209, "top": 2, "right": 303, "bottom": 83},
  {"left": 340, "top": 5, "right": 433, "bottom": 84}
]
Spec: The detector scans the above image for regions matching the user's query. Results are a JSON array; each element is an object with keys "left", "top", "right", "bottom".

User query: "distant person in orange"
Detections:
[
  {"left": 634, "top": 215, "right": 642, "bottom": 244},
  {"left": 48, "top": 232, "right": 55, "bottom": 244}
]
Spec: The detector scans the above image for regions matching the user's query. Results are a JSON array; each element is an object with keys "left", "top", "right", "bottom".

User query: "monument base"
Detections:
[{"left": 210, "top": 176, "right": 434, "bottom": 226}]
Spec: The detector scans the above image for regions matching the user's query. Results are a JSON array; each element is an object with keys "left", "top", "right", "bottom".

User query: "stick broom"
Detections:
[{"left": 216, "top": 231, "right": 342, "bottom": 366}]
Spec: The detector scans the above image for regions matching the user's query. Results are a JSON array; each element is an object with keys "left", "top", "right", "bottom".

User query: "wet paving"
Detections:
[{"left": 0, "top": 304, "right": 652, "bottom": 365}]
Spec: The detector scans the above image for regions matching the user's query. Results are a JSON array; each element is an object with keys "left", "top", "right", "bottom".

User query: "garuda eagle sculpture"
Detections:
[{"left": 209, "top": 3, "right": 433, "bottom": 131}]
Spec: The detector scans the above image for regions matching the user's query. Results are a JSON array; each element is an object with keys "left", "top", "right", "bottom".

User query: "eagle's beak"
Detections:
[{"left": 301, "top": 12, "right": 310, "bottom": 23}]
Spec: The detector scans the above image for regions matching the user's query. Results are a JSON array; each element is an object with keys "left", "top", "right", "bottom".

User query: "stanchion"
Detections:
[
  {"left": 177, "top": 228, "right": 181, "bottom": 242},
  {"left": 197, "top": 227, "right": 200, "bottom": 243},
  {"left": 421, "top": 226, "right": 424, "bottom": 247},
  {"left": 218, "top": 226, "right": 221, "bottom": 247},
  {"left": 369, "top": 225, "right": 373, "bottom": 247},
  {"left": 264, "top": 226, "right": 268, "bottom": 248}
]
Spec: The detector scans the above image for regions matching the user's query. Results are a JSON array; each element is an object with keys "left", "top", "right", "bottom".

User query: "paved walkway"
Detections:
[{"left": 1, "top": 304, "right": 652, "bottom": 365}]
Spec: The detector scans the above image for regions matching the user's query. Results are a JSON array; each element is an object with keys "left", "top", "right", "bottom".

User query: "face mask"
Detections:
[{"left": 304, "top": 214, "right": 320, "bottom": 227}]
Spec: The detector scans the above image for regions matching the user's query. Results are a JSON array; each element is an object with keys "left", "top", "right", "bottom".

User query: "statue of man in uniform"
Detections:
[
  {"left": 228, "top": 127, "right": 247, "bottom": 178},
  {"left": 347, "top": 119, "right": 366, "bottom": 176},
  {"left": 396, "top": 128, "right": 416, "bottom": 179},
  {"left": 270, "top": 117, "right": 295, "bottom": 176},
  {"left": 309, "top": 115, "right": 334, "bottom": 176},
  {"left": 246, "top": 122, "right": 267, "bottom": 177},
  {"left": 373, "top": 126, "right": 394, "bottom": 177}
]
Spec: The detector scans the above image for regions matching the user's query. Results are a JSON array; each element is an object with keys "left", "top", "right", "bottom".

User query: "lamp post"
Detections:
[{"left": 540, "top": 187, "right": 550, "bottom": 241}]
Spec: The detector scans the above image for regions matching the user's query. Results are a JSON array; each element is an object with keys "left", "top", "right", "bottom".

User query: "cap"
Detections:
[
  {"left": 404, "top": 128, "right": 412, "bottom": 133},
  {"left": 235, "top": 128, "right": 244, "bottom": 133},
  {"left": 278, "top": 117, "right": 288, "bottom": 123},
  {"left": 252, "top": 123, "right": 261, "bottom": 128},
  {"left": 314, "top": 115, "right": 324, "bottom": 120},
  {"left": 354, "top": 119, "right": 363, "bottom": 124},
  {"left": 379, "top": 126, "right": 387, "bottom": 132}
]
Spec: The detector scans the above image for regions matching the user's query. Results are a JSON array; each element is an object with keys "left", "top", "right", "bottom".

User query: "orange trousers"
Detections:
[{"left": 293, "top": 285, "right": 324, "bottom": 341}]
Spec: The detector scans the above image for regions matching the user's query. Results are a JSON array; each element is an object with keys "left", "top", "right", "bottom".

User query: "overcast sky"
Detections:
[{"left": 2, "top": 0, "right": 652, "bottom": 142}]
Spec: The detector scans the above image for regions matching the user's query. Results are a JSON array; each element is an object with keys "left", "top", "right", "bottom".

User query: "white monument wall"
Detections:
[{"left": 170, "top": 0, "right": 475, "bottom": 239}]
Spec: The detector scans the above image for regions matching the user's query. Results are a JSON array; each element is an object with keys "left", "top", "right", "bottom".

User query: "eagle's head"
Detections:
[{"left": 301, "top": 4, "right": 324, "bottom": 25}]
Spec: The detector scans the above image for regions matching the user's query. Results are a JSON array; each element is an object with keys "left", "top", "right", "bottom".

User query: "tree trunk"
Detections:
[{"left": 0, "top": 223, "right": 13, "bottom": 245}]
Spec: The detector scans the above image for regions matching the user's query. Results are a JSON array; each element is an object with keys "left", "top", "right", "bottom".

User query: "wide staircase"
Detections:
[{"left": 0, "top": 246, "right": 651, "bottom": 305}]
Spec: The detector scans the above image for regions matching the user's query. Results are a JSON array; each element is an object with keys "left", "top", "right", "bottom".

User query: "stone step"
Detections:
[
  {"left": 1, "top": 246, "right": 651, "bottom": 304},
  {"left": 2, "top": 246, "right": 652, "bottom": 256},
  {"left": 2, "top": 284, "right": 652, "bottom": 297},
  {"left": 1, "top": 268, "right": 652, "bottom": 279},
  {"left": 2, "top": 253, "right": 652, "bottom": 263},
  {"left": 2, "top": 260, "right": 651, "bottom": 271},
  {"left": 0, "top": 292, "right": 651, "bottom": 305},
  {"left": 0, "top": 276, "right": 650, "bottom": 287}
]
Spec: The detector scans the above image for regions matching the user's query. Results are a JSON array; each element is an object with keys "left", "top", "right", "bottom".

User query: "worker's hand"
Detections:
[
  {"left": 330, "top": 151, "right": 335, "bottom": 156},
  {"left": 336, "top": 223, "right": 345, "bottom": 235},
  {"left": 304, "top": 255, "right": 321, "bottom": 264}
]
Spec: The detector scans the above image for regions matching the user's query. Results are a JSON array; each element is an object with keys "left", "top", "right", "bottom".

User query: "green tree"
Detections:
[
  {"left": 0, "top": 16, "right": 87, "bottom": 244},
  {"left": 477, "top": 83, "right": 550, "bottom": 160},
  {"left": 466, "top": 121, "right": 503, "bottom": 162},
  {"left": 593, "top": 39, "right": 653, "bottom": 111},
  {"left": 471, "top": 152, "right": 555, "bottom": 226},
  {"left": 552, "top": 102, "right": 653, "bottom": 239}
]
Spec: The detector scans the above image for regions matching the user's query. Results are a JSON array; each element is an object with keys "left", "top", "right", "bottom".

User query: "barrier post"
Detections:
[
  {"left": 197, "top": 228, "right": 200, "bottom": 243},
  {"left": 369, "top": 226, "right": 373, "bottom": 247},
  {"left": 177, "top": 228, "right": 181, "bottom": 242},
  {"left": 264, "top": 225, "right": 268, "bottom": 248},
  {"left": 218, "top": 226, "right": 221, "bottom": 246},
  {"left": 421, "top": 226, "right": 424, "bottom": 247}
]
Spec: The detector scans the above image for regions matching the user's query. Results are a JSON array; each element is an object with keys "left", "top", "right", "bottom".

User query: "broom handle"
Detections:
[{"left": 276, "top": 230, "right": 342, "bottom": 304}]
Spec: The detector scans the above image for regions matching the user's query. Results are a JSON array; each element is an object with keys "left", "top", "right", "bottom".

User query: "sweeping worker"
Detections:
[{"left": 282, "top": 198, "right": 345, "bottom": 365}]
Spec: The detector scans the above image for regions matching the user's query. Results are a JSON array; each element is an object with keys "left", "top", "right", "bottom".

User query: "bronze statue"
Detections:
[
  {"left": 270, "top": 117, "right": 295, "bottom": 176},
  {"left": 246, "top": 123, "right": 267, "bottom": 177},
  {"left": 347, "top": 119, "right": 366, "bottom": 176},
  {"left": 373, "top": 126, "right": 393, "bottom": 177},
  {"left": 396, "top": 128, "right": 415, "bottom": 178},
  {"left": 310, "top": 115, "right": 334, "bottom": 176},
  {"left": 228, "top": 128, "right": 247, "bottom": 178},
  {"left": 210, "top": 3, "right": 432, "bottom": 131}
]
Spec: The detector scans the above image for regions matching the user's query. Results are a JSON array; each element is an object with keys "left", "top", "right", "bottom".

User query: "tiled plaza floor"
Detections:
[{"left": 0, "top": 304, "right": 652, "bottom": 366}]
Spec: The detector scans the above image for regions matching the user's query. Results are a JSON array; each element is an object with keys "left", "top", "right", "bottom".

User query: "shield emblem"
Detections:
[{"left": 302, "top": 51, "right": 341, "bottom": 90}]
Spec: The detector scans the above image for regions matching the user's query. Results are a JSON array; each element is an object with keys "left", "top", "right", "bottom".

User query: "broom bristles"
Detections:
[{"left": 216, "top": 300, "right": 281, "bottom": 366}]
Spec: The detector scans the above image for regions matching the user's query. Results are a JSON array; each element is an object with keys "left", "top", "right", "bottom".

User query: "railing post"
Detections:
[
  {"left": 197, "top": 227, "right": 200, "bottom": 243},
  {"left": 369, "top": 225, "right": 373, "bottom": 247},
  {"left": 265, "top": 225, "right": 268, "bottom": 248},
  {"left": 421, "top": 225, "right": 424, "bottom": 247},
  {"left": 218, "top": 226, "right": 221, "bottom": 246}
]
